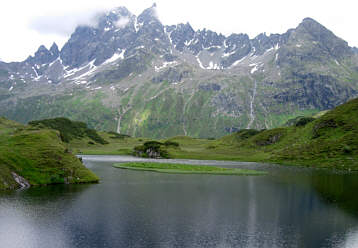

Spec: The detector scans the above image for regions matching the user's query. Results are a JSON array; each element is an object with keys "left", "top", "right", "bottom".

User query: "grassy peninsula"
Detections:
[
  {"left": 114, "top": 162, "right": 266, "bottom": 175},
  {"left": 0, "top": 117, "right": 99, "bottom": 190}
]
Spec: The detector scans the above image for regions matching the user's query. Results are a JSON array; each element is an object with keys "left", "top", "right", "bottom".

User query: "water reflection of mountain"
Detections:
[{"left": 311, "top": 172, "right": 358, "bottom": 218}]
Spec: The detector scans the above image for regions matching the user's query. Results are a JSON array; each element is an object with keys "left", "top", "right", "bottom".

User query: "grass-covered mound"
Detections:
[
  {"left": 215, "top": 97, "right": 358, "bottom": 169},
  {"left": 0, "top": 117, "right": 99, "bottom": 190},
  {"left": 29, "top": 117, "right": 108, "bottom": 144},
  {"left": 114, "top": 162, "right": 266, "bottom": 175}
]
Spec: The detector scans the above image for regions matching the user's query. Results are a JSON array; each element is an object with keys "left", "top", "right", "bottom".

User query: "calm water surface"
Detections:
[{"left": 1, "top": 155, "right": 358, "bottom": 248}]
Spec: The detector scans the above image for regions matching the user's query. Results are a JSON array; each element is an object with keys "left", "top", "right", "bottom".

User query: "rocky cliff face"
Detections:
[{"left": 0, "top": 4, "right": 357, "bottom": 138}]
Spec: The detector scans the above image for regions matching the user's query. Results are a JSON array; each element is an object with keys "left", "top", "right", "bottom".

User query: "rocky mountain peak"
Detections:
[
  {"left": 36, "top": 45, "right": 48, "bottom": 53},
  {"left": 97, "top": 6, "right": 133, "bottom": 32},
  {"left": 295, "top": 17, "right": 352, "bottom": 59},
  {"left": 24, "top": 44, "right": 59, "bottom": 65},
  {"left": 50, "top": 43, "right": 59, "bottom": 57},
  {"left": 111, "top": 6, "right": 131, "bottom": 17},
  {"left": 138, "top": 3, "right": 159, "bottom": 24}
]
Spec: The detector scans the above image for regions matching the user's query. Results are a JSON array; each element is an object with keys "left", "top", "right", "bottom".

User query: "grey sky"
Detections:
[{"left": 1, "top": 0, "right": 357, "bottom": 62}]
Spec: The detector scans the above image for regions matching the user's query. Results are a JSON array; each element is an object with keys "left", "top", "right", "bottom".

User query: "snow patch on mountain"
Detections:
[
  {"left": 251, "top": 65, "right": 258, "bottom": 74},
  {"left": 155, "top": 61, "right": 179, "bottom": 72},
  {"left": 196, "top": 56, "right": 205, "bottom": 69},
  {"left": 222, "top": 51, "right": 236, "bottom": 58},
  {"left": 229, "top": 54, "right": 251, "bottom": 69},
  {"left": 104, "top": 50, "right": 126, "bottom": 64}
]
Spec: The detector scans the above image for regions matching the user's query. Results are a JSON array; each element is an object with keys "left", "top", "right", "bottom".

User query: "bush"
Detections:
[
  {"left": 342, "top": 145, "right": 352, "bottom": 154},
  {"left": 85, "top": 129, "right": 108, "bottom": 144},
  {"left": 312, "top": 118, "right": 338, "bottom": 138},
  {"left": 236, "top": 129, "right": 261, "bottom": 140},
  {"left": 29, "top": 117, "right": 108, "bottom": 144},
  {"left": 164, "top": 140, "right": 179, "bottom": 147},
  {"left": 295, "top": 117, "right": 315, "bottom": 127},
  {"left": 253, "top": 128, "right": 286, "bottom": 146},
  {"left": 108, "top": 131, "right": 131, "bottom": 139},
  {"left": 134, "top": 141, "right": 169, "bottom": 158}
]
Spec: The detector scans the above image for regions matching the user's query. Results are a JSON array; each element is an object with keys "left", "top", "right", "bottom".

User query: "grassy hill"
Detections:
[
  {"left": 69, "top": 97, "right": 358, "bottom": 170},
  {"left": 213, "top": 97, "right": 358, "bottom": 169},
  {"left": 29, "top": 117, "right": 108, "bottom": 144},
  {"left": 0, "top": 118, "right": 99, "bottom": 190}
]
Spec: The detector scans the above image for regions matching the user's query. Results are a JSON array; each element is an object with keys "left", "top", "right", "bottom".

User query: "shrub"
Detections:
[
  {"left": 108, "top": 131, "right": 131, "bottom": 139},
  {"left": 29, "top": 117, "right": 108, "bottom": 144},
  {"left": 134, "top": 141, "right": 169, "bottom": 158},
  {"left": 164, "top": 140, "right": 179, "bottom": 147},
  {"left": 342, "top": 145, "right": 352, "bottom": 154},
  {"left": 236, "top": 129, "right": 261, "bottom": 140},
  {"left": 295, "top": 117, "right": 315, "bottom": 127}
]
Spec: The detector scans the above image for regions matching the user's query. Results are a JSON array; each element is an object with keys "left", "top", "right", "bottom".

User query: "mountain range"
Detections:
[{"left": 0, "top": 3, "right": 358, "bottom": 138}]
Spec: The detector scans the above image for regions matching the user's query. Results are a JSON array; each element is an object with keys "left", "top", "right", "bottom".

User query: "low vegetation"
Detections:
[
  {"left": 69, "top": 97, "right": 358, "bottom": 170},
  {"left": 5, "top": 97, "right": 356, "bottom": 177},
  {"left": 29, "top": 117, "right": 108, "bottom": 144},
  {"left": 113, "top": 162, "right": 266, "bottom": 175},
  {"left": 134, "top": 141, "right": 170, "bottom": 158},
  {"left": 0, "top": 117, "right": 99, "bottom": 190}
]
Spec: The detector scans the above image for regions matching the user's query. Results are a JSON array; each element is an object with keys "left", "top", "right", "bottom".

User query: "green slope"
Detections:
[
  {"left": 29, "top": 117, "right": 108, "bottom": 144},
  {"left": 69, "top": 97, "right": 358, "bottom": 170},
  {"left": 0, "top": 117, "right": 99, "bottom": 190},
  {"left": 215, "top": 97, "right": 358, "bottom": 169}
]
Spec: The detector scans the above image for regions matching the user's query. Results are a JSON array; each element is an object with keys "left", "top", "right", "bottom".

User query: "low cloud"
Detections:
[
  {"left": 28, "top": 8, "right": 109, "bottom": 36},
  {"left": 115, "top": 17, "right": 130, "bottom": 29}
]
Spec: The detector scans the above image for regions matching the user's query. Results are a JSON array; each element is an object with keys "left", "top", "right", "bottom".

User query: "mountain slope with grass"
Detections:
[
  {"left": 0, "top": 117, "right": 99, "bottom": 190},
  {"left": 214, "top": 97, "right": 358, "bottom": 169}
]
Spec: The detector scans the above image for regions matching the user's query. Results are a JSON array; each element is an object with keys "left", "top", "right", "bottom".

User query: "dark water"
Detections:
[{"left": 1, "top": 155, "right": 358, "bottom": 248}]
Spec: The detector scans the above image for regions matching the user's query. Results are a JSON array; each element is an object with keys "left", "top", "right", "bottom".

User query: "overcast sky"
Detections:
[{"left": 0, "top": 0, "right": 357, "bottom": 62}]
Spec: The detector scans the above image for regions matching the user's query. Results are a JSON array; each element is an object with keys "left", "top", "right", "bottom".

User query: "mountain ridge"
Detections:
[{"left": 0, "top": 4, "right": 357, "bottom": 138}]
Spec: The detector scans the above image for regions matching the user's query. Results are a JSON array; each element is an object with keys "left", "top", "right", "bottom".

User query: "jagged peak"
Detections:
[
  {"left": 138, "top": 3, "right": 159, "bottom": 22},
  {"left": 50, "top": 42, "right": 59, "bottom": 57},
  {"left": 50, "top": 42, "right": 58, "bottom": 51},
  {"left": 301, "top": 17, "right": 320, "bottom": 24},
  {"left": 254, "top": 32, "right": 269, "bottom": 40},
  {"left": 175, "top": 22, "right": 194, "bottom": 32},
  {"left": 37, "top": 45, "right": 49, "bottom": 52},
  {"left": 297, "top": 17, "right": 328, "bottom": 33},
  {"left": 108, "top": 6, "right": 132, "bottom": 17}
]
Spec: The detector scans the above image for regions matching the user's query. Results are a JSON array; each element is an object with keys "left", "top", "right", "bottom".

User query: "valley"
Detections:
[{"left": 1, "top": 3, "right": 358, "bottom": 248}]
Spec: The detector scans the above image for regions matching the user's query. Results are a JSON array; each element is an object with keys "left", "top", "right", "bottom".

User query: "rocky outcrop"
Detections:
[
  {"left": 274, "top": 73, "right": 358, "bottom": 109},
  {"left": 152, "top": 67, "right": 191, "bottom": 83},
  {"left": 11, "top": 172, "right": 30, "bottom": 189}
]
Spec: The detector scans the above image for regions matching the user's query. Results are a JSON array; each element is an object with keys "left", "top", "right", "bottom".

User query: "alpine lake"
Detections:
[{"left": 1, "top": 155, "right": 358, "bottom": 248}]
